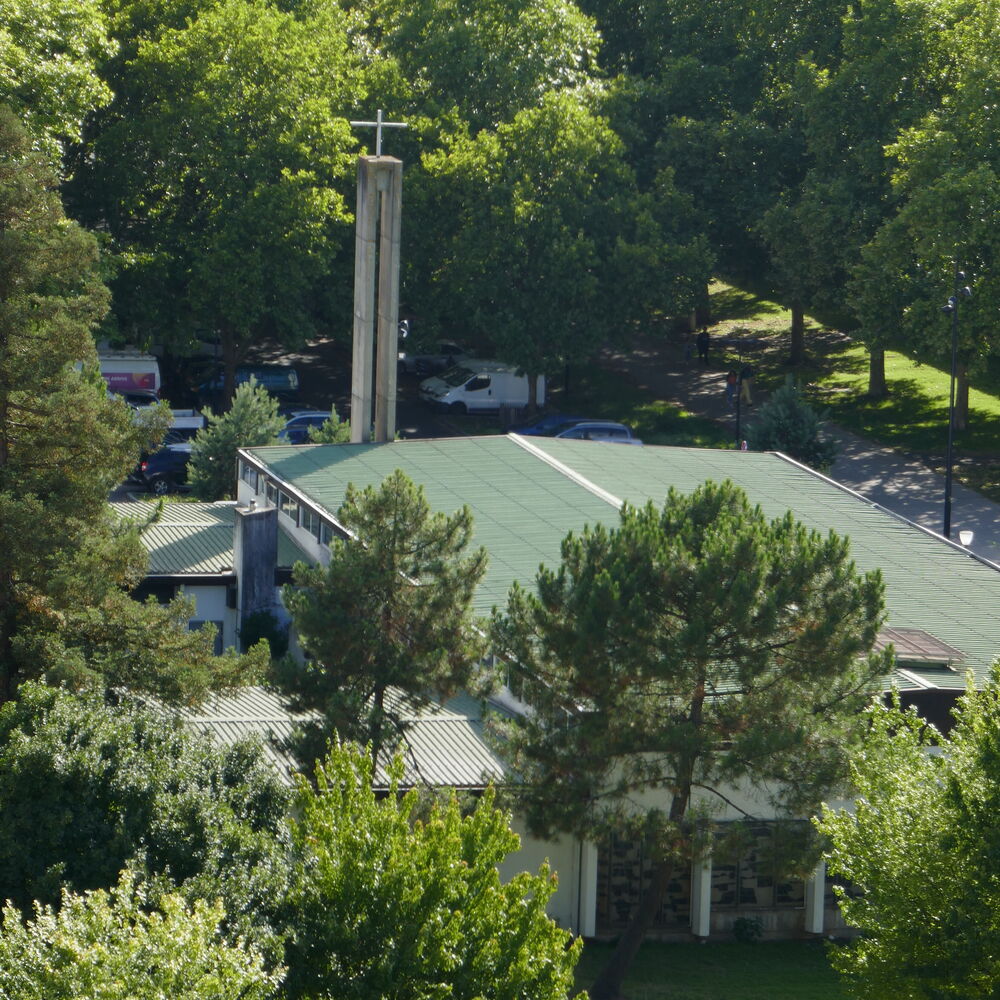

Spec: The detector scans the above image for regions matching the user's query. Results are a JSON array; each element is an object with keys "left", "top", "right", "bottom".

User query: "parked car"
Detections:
[
  {"left": 554, "top": 421, "right": 642, "bottom": 445},
  {"left": 509, "top": 414, "right": 589, "bottom": 436},
  {"left": 199, "top": 365, "right": 300, "bottom": 402},
  {"left": 111, "top": 388, "right": 161, "bottom": 409},
  {"left": 278, "top": 410, "right": 332, "bottom": 444},
  {"left": 398, "top": 341, "right": 467, "bottom": 376},
  {"left": 419, "top": 361, "right": 544, "bottom": 413},
  {"left": 133, "top": 443, "right": 193, "bottom": 495}
]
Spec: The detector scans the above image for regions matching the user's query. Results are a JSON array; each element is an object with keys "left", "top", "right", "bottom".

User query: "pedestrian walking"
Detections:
[{"left": 697, "top": 327, "right": 710, "bottom": 366}]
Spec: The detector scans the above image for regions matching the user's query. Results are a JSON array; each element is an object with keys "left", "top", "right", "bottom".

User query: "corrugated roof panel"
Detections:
[
  {"left": 111, "top": 501, "right": 310, "bottom": 574},
  {"left": 180, "top": 686, "right": 505, "bottom": 790}
]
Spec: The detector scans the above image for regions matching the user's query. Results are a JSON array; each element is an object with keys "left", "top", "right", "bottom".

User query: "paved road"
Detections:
[{"left": 598, "top": 337, "right": 1000, "bottom": 566}]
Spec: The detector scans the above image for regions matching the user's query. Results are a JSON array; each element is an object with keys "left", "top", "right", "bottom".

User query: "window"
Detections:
[
  {"left": 320, "top": 521, "right": 333, "bottom": 546},
  {"left": 266, "top": 479, "right": 278, "bottom": 506},
  {"left": 240, "top": 462, "right": 258, "bottom": 490},
  {"left": 465, "top": 376, "right": 491, "bottom": 392},
  {"left": 278, "top": 490, "right": 298, "bottom": 521}
]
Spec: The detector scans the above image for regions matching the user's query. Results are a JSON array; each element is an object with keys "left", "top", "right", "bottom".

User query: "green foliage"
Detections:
[
  {"left": 279, "top": 470, "right": 488, "bottom": 764},
  {"left": 360, "top": 0, "right": 599, "bottom": 131},
  {"left": 281, "top": 742, "right": 581, "bottom": 1000},
  {"left": 0, "top": 682, "right": 290, "bottom": 961},
  {"left": 732, "top": 916, "right": 764, "bottom": 945},
  {"left": 0, "top": 872, "right": 282, "bottom": 1000},
  {"left": 239, "top": 609, "right": 289, "bottom": 658},
  {"left": 493, "top": 480, "right": 889, "bottom": 997},
  {"left": 746, "top": 379, "right": 838, "bottom": 471},
  {"left": 0, "top": 0, "right": 113, "bottom": 164},
  {"left": 68, "top": 0, "right": 364, "bottom": 372},
  {"left": 189, "top": 378, "right": 283, "bottom": 501},
  {"left": 414, "top": 89, "right": 712, "bottom": 375},
  {"left": 307, "top": 405, "right": 351, "bottom": 444},
  {"left": 817, "top": 675, "right": 1000, "bottom": 999},
  {"left": 848, "top": 2, "right": 1000, "bottom": 376}
]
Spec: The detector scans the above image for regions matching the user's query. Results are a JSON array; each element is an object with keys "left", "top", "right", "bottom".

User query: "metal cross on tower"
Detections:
[{"left": 349, "top": 109, "right": 408, "bottom": 156}]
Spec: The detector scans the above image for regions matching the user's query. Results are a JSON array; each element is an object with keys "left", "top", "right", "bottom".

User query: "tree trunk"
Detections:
[
  {"left": 589, "top": 858, "right": 677, "bottom": 1000},
  {"left": 867, "top": 348, "right": 888, "bottom": 399},
  {"left": 590, "top": 682, "right": 705, "bottom": 1000},
  {"left": 955, "top": 363, "right": 969, "bottom": 432},
  {"left": 789, "top": 304, "right": 805, "bottom": 367}
]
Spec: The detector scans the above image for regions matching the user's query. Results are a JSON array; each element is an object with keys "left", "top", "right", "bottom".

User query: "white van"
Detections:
[
  {"left": 98, "top": 349, "right": 162, "bottom": 395},
  {"left": 418, "top": 361, "right": 545, "bottom": 414}
]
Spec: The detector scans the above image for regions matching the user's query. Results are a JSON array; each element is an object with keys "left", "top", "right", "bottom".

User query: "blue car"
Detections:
[{"left": 278, "top": 411, "right": 333, "bottom": 444}]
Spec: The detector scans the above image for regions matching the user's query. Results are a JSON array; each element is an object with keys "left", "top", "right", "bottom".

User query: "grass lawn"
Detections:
[
  {"left": 574, "top": 940, "right": 848, "bottom": 1000},
  {"left": 706, "top": 280, "right": 1000, "bottom": 501},
  {"left": 550, "top": 364, "right": 733, "bottom": 449}
]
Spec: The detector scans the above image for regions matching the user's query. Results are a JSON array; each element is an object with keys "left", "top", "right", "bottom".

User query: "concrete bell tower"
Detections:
[{"left": 349, "top": 112, "right": 406, "bottom": 443}]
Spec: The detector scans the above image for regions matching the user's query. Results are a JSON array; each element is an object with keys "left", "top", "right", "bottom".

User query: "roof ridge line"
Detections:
[
  {"left": 771, "top": 450, "right": 1000, "bottom": 572},
  {"left": 507, "top": 434, "right": 624, "bottom": 509}
]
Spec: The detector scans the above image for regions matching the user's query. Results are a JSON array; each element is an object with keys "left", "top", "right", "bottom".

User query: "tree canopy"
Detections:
[
  {"left": 0, "top": 873, "right": 281, "bottom": 1000},
  {"left": 279, "top": 469, "right": 488, "bottom": 766},
  {"left": 0, "top": 682, "right": 290, "bottom": 960},
  {"left": 281, "top": 742, "right": 581, "bottom": 1000},
  {"left": 67, "top": 0, "right": 365, "bottom": 392},
  {"left": 0, "top": 107, "right": 265, "bottom": 703},
  {"left": 493, "top": 479, "right": 890, "bottom": 1000},
  {"left": 817, "top": 674, "right": 1000, "bottom": 999},
  {"left": 189, "top": 378, "right": 284, "bottom": 501}
]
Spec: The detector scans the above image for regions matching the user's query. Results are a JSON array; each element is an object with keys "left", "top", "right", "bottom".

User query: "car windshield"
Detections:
[{"left": 440, "top": 365, "right": 475, "bottom": 387}]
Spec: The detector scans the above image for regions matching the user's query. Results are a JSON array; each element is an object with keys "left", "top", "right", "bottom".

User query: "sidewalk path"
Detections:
[{"left": 598, "top": 336, "right": 1000, "bottom": 565}]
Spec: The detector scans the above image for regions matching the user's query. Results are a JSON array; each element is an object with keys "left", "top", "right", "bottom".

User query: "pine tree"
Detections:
[
  {"left": 188, "top": 379, "right": 284, "bottom": 501},
  {"left": 0, "top": 106, "right": 265, "bottom": 703},
  {"left": 746, "top": 378, "right": 838, "bottom": 470},
  {"left": 280, "top": 470, "right": 488, "bottom": 767},
  {"left": 492, "top": 480, "right": 890, "bottom": 1000}
]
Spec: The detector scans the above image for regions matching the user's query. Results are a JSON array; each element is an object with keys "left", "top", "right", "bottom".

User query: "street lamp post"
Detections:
[{"left": 942, "top": 263, "right": 972, "bottom": 539}]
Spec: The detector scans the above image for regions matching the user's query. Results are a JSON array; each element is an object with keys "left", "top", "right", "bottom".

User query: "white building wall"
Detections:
[
  {"left": 501, "top": 818, "right": 596, "bottom": 937},
  {"left": 180, "top": 584, "right": 236, "bottom": 650}
]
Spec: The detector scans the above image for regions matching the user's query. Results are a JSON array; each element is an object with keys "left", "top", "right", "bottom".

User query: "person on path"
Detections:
[{"left": 697, "top": 327, "right": 710, "bottom": 366}]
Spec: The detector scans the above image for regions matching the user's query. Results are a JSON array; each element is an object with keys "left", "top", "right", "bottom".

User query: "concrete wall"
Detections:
[
  {"left": 500, "top": 819, "right": 597, "bottom": 937},
  {"left": 179, "top": 584, "right": 235, "bottom": 650}
]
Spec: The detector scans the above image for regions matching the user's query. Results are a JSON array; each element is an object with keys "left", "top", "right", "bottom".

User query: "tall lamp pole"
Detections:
[{"left": 942, "top": 263, "right": 972, "bottom": 539}]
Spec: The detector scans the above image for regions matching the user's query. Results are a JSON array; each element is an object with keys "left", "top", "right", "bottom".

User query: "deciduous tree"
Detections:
[
  {"left": 281, "top": 742, "right": 581, "bottom": 1000},
  {"left": 279, "top": 470, "right": 488, "bottom": 767},
  {"left": 0, "top": 0, "right": 113, "bottom": 165},
  {"left": 0, "top": 873, "right": 281, "bottom": 1000},
  {"left": 413, "top": 91, "right": 711, "bottom": 396},
  {"left": 817, "top": 675, "right": 1000, "bottom": 1000},
  {"left": 67, "top": 0, "right": 365, "bottom": 392},
  {"left": 0, "top": 682, "right": 290, "bottom": 960},
  {"left": 492, "top": 480, "right": 889, "bottom": 1000}
]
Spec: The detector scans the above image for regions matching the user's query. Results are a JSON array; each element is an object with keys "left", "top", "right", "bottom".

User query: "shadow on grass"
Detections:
[
  {"left": 555, "top": 366, "right": 731, "bottom": 449},
  {"left": 710, "top": 284, "right": 787, "bottom": 323}
]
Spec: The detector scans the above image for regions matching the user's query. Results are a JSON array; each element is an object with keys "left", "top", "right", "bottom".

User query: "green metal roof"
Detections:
[
  {"left": 178, "top": 685, "right": 505, "bottom": 789},
  {"left": 245, "top": 438, "right": 620, "bottom": 614},
  {"left": 243, "top": 436, "right": 1000, "bottom": 689},
  {"left": 112, "top": 501, "right": 309, "bottom": 575}
]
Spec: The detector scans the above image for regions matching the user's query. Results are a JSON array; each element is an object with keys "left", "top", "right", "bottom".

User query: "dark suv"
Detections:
[{"left": 134, "top": 444, "right": 193, "bottom": 495}]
